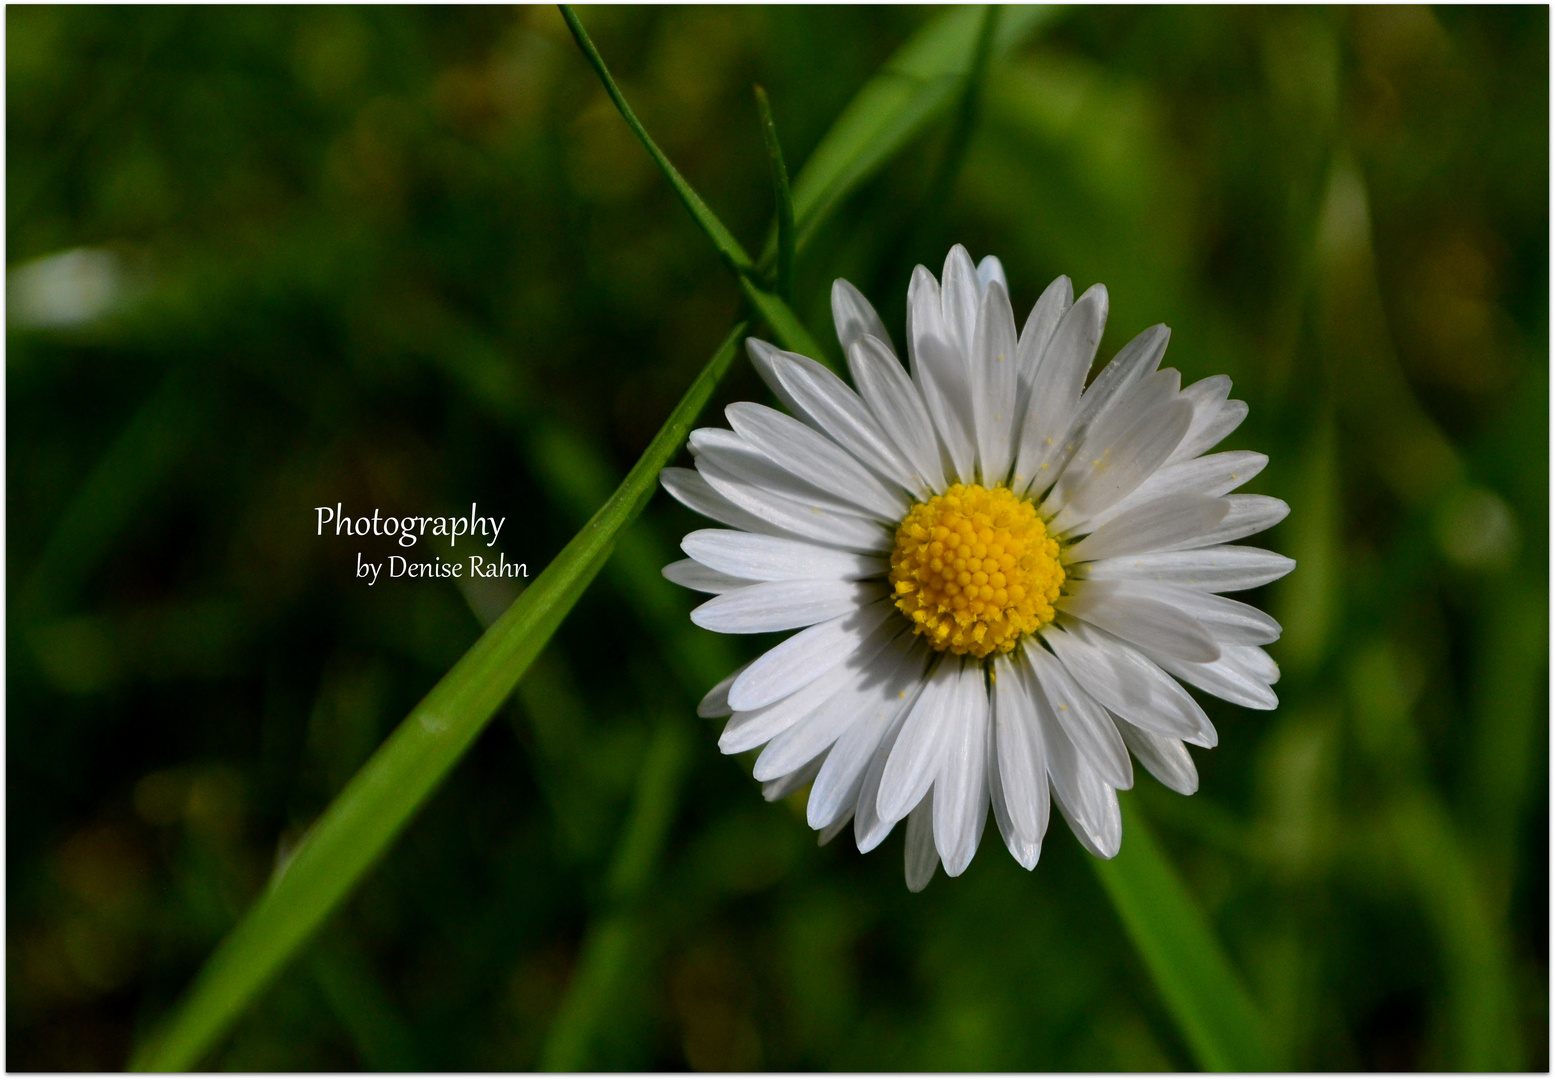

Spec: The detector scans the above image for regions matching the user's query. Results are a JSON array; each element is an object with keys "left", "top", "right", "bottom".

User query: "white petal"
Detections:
[
  {"left": 719, "top": 616, "right": 899, "bottom": 753},
  {"left": 991, "top": 652, "right": 1049, "bottom": 854},
  {"left": 1156, "top": 494, "right": 1290, "bottom": 551},
  {"left": 1170, "top": 375, "right": 1231, "bottom": 452},
  {"left": 848, "top": 334, "right": 947, "bottom": 494},
  {"left": 699, "top": 661, "right": 752, "bottom": 719},
  {"left": 1023, "top": 642, "right": 1133, "bottom": 789},
  {"left": 726, "top": 402, "right": 909, "bottom": 521},
  {"left": 1043, "top": 329, "right": 1172, "bottom": 492},
  {"left": 986, "top": 692, "right": 1043, "bottom": 870},
  {"left": 754, "top": 631, "right": 914, "bottom": 781},
  {"left": 761, "top": 751, "right": 826, "bottom": 801},
  {"left": 1046, "top": 399, "right": 1194, "bottom": 533},
  {"left": 1231, "top": 644, "right": 1281, "bottom": 683},
  {"left": 1114, "top": 717, "right": 1199, "bottom": 796},
  {"left": 807, "top": 635, "right": 929, "bottom": 828},
  {"left": 1058, "top": 578, "right": 1220, "bottom": 663},
  {"left": 1091, "top": 365, "right": 1183, "bottom": 435},
  {"left": 976, "top": 254, "right": 1008, "bottom": 296},
  {"left": 682, "top": 529, "right": 885, "bottom": 582},
  {"left": 1090, "top": 450, "right": 1268, "bottom": 530},
  {"left": 831, "top": 278, "right": 893, "bottom": 354},
  {"left": 1064, "top": 494, "right": 1231, "bottom": 564},
  {"left": 660, "top": 466, "right": 800, "bottom": 539},
  {"left": 1168, "top": 380, "right": 1247, "bottom": 465},
  {"left": 940, "top": 244, "right": 980, "bottom": 364},
  {"left": 692, "top": 578, "right": 882, "bottom": 634},
  {"left": 907, "top": 265, "right": 975, "bottom": 482},
  {"left": 1081, "top": 545, "right": 1296, "bottom": 593},
  {"left": 728, "top": 597, "right": 896, "bottom": 712},
  {"left": 1031, "top": 670, "right": 1122, "bottom": 859},
  {"left": 933, "top": 661, "right": 990, "bottom": 876},
  {"left": 1065, "top": 325, "right": 1171, "bottom": 453},
  {"left": 747, "top": 339, "right": 923, "bottom": 496},
  {"left": 663, "top": 558, "right": 757, "bottom": 594},
  {"left": 720, "top": 656, "right": 857, "bottom": 754},
  {"left": 904, "top": 791, "right": 939, "bottom": 892},
  {"left": 1015, "top": 275, "right": 1073, "bottom": 412},
  {"left": 1152, "top": 648, "right": 1279, "bottom": 711},
  {"left": 876, "top": 656, "right": 963, "bottom": 826},
  {"left": 692, "top": 428, "right": 886, "bottom": 522},
  {"left": 1043, "top": 620, "right": 1214, "bottom": 747},
  {"left": 852, "top": 701, "right": 911, "bottom": 853},
  {"left": 696, "top": 457, "right": 892, "bottom": 553},
  {"left": 1116, "top": 580, "right": 1282, "bottom": 646},
  {"left": 1011, "top": 283, "right": 1107, "bottom": 493},
  {"left": 971, "top": 280, "right": 1020, "bottom": 485}
]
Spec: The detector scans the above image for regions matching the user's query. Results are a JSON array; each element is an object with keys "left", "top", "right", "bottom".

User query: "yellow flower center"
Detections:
[{"left": 889, "top": 484, "right": 1065, "bottom": 658}]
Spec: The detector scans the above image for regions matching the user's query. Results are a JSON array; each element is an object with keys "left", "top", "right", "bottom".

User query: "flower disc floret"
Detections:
[{"left": 889, "top": 483, "right": 1064, "bottom": 658}]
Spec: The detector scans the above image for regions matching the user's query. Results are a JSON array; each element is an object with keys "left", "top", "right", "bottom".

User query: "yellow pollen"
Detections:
[{"left": 888, "top": 483, "right": 1065, "bottom": 658}]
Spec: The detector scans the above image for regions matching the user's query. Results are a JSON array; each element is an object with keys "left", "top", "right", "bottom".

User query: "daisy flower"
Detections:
[{"left": 660, "top": 246, "right": 1293, "bottom": 891}]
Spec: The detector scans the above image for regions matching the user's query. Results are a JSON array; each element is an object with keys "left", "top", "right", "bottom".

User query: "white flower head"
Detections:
[{"left": 661, "top": 245, "right": 1294, "bottom": 891}]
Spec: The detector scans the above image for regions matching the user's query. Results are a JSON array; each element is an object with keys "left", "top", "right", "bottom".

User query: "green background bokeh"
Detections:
[{"left": 7, "top": 5, "right": 1547, "bottom": 1070}]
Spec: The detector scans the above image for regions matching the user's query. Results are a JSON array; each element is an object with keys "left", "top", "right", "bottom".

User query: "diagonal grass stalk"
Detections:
[{"left": 127, "top": 321, "right": 748, "bottom": 1071}]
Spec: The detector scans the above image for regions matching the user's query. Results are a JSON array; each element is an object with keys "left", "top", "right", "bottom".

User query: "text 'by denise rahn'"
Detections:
[{"left": 316, "top": 503, "right": 528, "bottom": 586}]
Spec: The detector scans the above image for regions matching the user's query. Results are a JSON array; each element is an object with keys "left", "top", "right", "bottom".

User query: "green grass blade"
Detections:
[
  {"left": 753, "top": 84, "right": 795, "bottom": 301},
  {"left": 1092, "top": 796, "right": 1277, "bottom": 1071},
  {"left": 127, "top": 320, "right": 749, "bottom": 1072}
]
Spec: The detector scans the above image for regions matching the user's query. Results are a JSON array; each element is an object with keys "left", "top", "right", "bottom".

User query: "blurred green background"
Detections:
[{"left": 7, "top": 4, "right": 1548, "bottom": 1071}]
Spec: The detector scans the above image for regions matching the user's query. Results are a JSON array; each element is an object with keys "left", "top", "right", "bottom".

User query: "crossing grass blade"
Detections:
[{"left": 126, "top": 320, "right": 749, "bottom": 1071}]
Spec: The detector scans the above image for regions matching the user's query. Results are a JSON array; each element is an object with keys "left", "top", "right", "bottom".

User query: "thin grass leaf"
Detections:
[
  {"left": 1092, "top": 795, "right": 1277, "bottom": 1071},
  {"left": 127, "top": 321, "right": 749, "bottom": 1072},
  {"left": 753, "top": 84, "right": 795, "bottom": 301},
  {"left": 393, "top": 298, "right": 739, "bottom": 693}
]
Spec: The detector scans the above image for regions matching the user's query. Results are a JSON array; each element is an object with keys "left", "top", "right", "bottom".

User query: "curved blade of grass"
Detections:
[
  {"left": 127, "top": 320, "right": 749, "bottom": 1072},
  {"left": 753, "top": 84, "right": 795, "bottom": 302},
  {"left": 1092, "top": 795, "right": 1277, "bottom": 1071}
]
